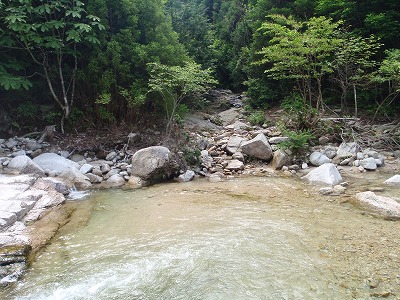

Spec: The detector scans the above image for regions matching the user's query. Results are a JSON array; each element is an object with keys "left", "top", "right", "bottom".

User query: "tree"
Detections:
[
  {"left": 148, "top": 61, "right": 217, "bottom": 135},
  {"left": 331, "top": 34, "right": 381, "bottom": 116},
  {"left": 84, "top": 0, "right": 189, "bottom": 124},
  {"left": 1, "top": 0, "right": 104, "bottom": 133},
  {"left": 372, "top": 49, "right": 400, "bottom": 120},
  {"left": 256, "top": 15, "right": 343, "bottom": 110}
]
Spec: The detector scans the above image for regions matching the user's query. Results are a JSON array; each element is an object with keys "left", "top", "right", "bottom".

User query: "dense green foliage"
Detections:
[{"left": 0, "top": 0, "right": 399, "bottom": 133}]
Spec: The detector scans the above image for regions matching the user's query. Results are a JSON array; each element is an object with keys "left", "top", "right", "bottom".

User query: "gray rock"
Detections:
[
  {"left": 25, "top": 141, "right": 42, "bottom": 151},
  {"left": 177, "top": 170, "right": 195, "bottom": 182},
  {"left": 375, "top": 158, "right": 384, "bottom": 167},
  {"left": 91, "top": 167, "right": 103, "bottom": 177},
  {"left": 356, "top": 152, "right": 364, "bottom": 160},
  {"left": 209, "top": 173, "right": 223, "bottom": 183},
  {"left": 85, "top": 173, "right": 103, "bottom": 183},
  {"left": 59, "top": 150, "right": 70, "bottom": 158},
  {"left": 225, "top": 159, "right": 244, "bottom": 171},
  {"left": 336, "top": 142, "right": 360, "bottom": 159},
  {"left": 128, "top": 176, "right": 143, "bottom": 189},
  {"left": 79, "top": 163, "right": 93, "bottom": 175},
  {"left": 5, "top": 139, "right": 18, "bottom": 149},
  {"left": 394, "top": 150, "right": 400, "bottom": 158},
  {"left": 33, "top": 153, "right": 90, "bottom": 189},
  {"left": 232, "top": 152, "right": 244, "bottom": 162},
  {"left": 340, "top": 157, "right": 354, "bottom": 166},
  {"left": 70, "top": 154, "right": 85, "bottom": 162},
  {"left": 7, "top": 156, "right": 45, "bottom": 176},
  {"left": 104, "top": 168, "right": 120, "bottom": 180},
  {"left": 324, "top": 146, "right": 337, "bottom": 159},
  {"left": 226, "top": 136, "right": 246, "bottom": 155},
  {"left": 106, "top": 174, "right": 125, "bottom": 187},
  {"left": 12, "top": 150, "right": 26, "bottom": 157},
  {"left": 271, "top": 150, "right": 290, "bottom": 170},
  {"left": 359, "top": 157, "right": 377, "bottom": 170},
  {"left": 200, "top": 150, "right": 213, "bottom": 169},
  {"left": 309, "top": 152, "right": 331, "bottom": 166},
  {"left": 131, "top": 146, "right": 177, "bottom": 183},
  {"left": 318, "top": 136, "right": 330, "bottom": 145},
  {"left": 241, "top": 133, "right": 273, "bottom": 161},
  {"left": 269, "top": 137, "right": 289, "bottom": 144},
  {"left": 101, "top": 163, "right": 111, "bottom": 174},
  {"left": 301, "top": 163, "right": 309, "bottom": 169},
  {"left": 106, "top": 151, "right": 118, "bottom": 161},
  {"left": 302, "top": 163, "right": 343, "bottom": 185},
  {"left": 33, "top": 177, "right": 71, "bottom": 195},
  {"left": 384, "top": 175, "right": 400, "bottom": 186},
  {"left": 365, "top": 150, "right": 380, "bottom": 159},
  {"left": 353, "top": 191, "right": 400, "bottom": 219}
]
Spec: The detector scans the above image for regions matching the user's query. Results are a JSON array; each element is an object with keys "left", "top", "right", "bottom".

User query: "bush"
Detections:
[
  {"left": 278, "top": 129, "right": 314, "bottom": 154},
  {"left": 247, "top": 110, "right": 266, "bottom": 126}
]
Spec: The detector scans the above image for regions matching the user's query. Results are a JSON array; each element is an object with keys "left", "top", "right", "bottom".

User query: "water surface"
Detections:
[{"left": 3, "top": 176, "right": 400, "bottom": 299}]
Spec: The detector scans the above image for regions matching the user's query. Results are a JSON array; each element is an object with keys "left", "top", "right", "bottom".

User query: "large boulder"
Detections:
[
  {"left": 309, "top": 152, "right": 331, "bottom": 167},
  {"left": 302, "top": 163, "right": 342, "bottom": 185},
  {"left": 353, "top": 191, "right": 400, "bottom": 219},
  {"left": 241, "top": 133, "right": 273, "bottom": 161},
  {"left": 131, "top": 146, "right": 178, "bottom": 183},
  {"left": 7, "top": 155, "right": 45, "bottom": 176},
  {"left": 33, "top": 153, "right": 90, "bottom": 189}
]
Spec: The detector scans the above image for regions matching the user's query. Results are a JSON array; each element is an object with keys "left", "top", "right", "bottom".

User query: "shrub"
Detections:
[
  {"left": 248, "top": 110, "right": 266, "bottom": 126},
  {"left": 278, "top": 129, "right": 314, "bottom": 154}
]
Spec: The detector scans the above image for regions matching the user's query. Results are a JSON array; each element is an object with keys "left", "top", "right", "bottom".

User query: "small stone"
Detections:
[
  {"left": 301, "top": 163, "right": 309, "bottom": 169},
  {"left": 319, "top": 187, "right": 334, "bottom": 195},
  {"left": 225, "top": 159, "right": 244, "bottom": 171},
  {"left": 358, "top": 166, "right": 365, "bottom": 172},
  {"left": 318, "top": 136, "right": 330, "bottom": 145}
]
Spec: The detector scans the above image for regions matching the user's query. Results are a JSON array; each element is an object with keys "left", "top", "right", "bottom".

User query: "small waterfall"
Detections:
[{"left": 67, "top": 185, "right": 90, "bottom": 200}]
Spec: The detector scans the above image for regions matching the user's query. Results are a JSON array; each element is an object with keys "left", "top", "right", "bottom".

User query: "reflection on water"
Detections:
[{"left": 2, "top": 176, "right": 400, "bottom": 299}]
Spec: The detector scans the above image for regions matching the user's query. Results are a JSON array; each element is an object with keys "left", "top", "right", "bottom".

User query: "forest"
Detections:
[{"left": 0, "top": 0, "right": 399, "bottom": 135}]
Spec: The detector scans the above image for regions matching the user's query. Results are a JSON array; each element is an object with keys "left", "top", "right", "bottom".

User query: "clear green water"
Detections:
[{"left": 3, "top": 176, "right": 400, "bottom": 299}]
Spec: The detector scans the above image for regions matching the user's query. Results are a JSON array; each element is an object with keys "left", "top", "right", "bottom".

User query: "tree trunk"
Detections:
[{"left": 353, "top": 84, "right": 357, "bottom": 118}]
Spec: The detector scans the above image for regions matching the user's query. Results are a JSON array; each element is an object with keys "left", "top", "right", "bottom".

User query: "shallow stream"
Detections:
[{"left": 2, "top": 174, "right": 400, "bottom": 299}]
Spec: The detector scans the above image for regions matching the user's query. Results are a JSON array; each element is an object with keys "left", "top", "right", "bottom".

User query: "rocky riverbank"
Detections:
[{"left": 0, "top": 90, "right": 399, "bottom": 284}]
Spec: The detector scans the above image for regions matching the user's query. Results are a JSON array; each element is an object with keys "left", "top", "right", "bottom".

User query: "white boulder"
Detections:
[{"left": 302, "top": 163, "right": 342, "bottom": 185}]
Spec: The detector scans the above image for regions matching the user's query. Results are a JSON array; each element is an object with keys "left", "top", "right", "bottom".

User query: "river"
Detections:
[{"left": 2, "top": 174, "right": 400, "bottom": 299}]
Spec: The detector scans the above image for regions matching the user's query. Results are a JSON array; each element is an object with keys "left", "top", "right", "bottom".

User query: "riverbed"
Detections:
[{"left": 2, "top": 174, "right": 400, "bottom": 299}]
